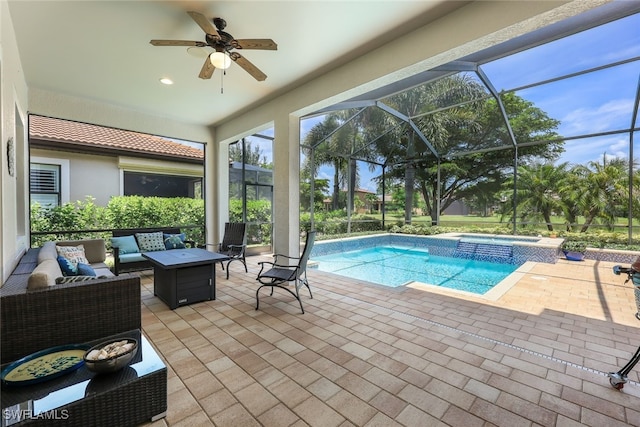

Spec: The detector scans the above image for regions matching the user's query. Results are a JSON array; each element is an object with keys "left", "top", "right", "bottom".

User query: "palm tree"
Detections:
[
  {"left": 557, "top": 165, "right": 584, "bottom": 231},
  {"left": 572, "top": 155, "right": 629, "bottom": 232},
  {"left": 379, "top": 74, "right": 488, "bottom": 224},
  {"left": 508, "top": 162, "right": 567, "bottom": 231},
  {"left": 303, "top": 108, "right": 386, "bottom": 213},
  {"left": 302, "top": 114, "right": 345, "bottom": 210}
]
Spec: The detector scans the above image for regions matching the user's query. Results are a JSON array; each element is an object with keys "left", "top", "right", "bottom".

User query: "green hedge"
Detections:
[
  {"left": 31, "top": 196, "right": 205, "bottom": 247},
  {"left": 229, "top": 198, "right": 272, "bottom": 245}
]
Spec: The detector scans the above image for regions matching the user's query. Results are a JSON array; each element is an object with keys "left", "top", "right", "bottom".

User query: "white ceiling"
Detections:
[{"left": 8, "top": 1, "right": 467, "bottom": 127}]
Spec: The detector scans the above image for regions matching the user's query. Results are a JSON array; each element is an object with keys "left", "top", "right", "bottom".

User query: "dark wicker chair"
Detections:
[{"left": 255, "top": 230, "right": 315, "bottom": 314}]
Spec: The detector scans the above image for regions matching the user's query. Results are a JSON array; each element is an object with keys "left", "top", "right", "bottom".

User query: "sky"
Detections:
[{"left": 255, "top": 12, "right": 640, "bottom": 194}]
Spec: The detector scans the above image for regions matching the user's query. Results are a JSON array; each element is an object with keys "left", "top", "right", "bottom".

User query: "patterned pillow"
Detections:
[
  {"left": 56, "top": 255, "right": 78, "bottom": 276},
  {"left": 56, "top": 245, "right": 89, "bottom": 267},
  {"left": 164, "top": 233, "right": 186, "bottom": 250},
  {"left": 135, "top": 232, "right": 166, "bottom": 252},
  {"left": 55, "top": 275, "right": 98, "bottom": 284}
]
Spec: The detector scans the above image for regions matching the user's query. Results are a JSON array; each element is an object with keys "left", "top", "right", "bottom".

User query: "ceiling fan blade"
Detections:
[
  {"left": 150, "top": 39, "right": 207, "bottom": 47},
  {"left": 230, "top": 52, "right": 267, "bottom": 82},
  {"left": 187, "top": 11, "right": 220, "bottom": 37},
  {"left": 232, "top": 39, "right": 278, "bottom": 50},
  {"left": 198, "top": 55, "right": 216, "bottom": 80}
]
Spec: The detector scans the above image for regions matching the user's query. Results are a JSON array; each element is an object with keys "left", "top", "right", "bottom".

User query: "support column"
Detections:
[{"left": 272, "top": 114, "right": 300, "bottom": 256}]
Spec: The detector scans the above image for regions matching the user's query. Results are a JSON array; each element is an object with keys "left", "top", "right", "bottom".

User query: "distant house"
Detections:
[{"left": 29, "top": 115, "right": 204, "bottom": 208}]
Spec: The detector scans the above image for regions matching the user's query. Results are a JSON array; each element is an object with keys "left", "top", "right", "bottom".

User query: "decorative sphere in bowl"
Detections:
[{"left": 83, "top": 338, "right": 138, "bottom": 374}]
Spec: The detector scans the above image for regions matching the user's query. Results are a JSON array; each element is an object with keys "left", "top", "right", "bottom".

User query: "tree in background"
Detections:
[
  {"left": 571, "top": 155, "right": 630, "bottom": 232},
  {"left": 503, "top": 162, "right": 568, "bottom": 231},
  {"left": 229, "top": 139, "right": 270, "bottom": 167}
]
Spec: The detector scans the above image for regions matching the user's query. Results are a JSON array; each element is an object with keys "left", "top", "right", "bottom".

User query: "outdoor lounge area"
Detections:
[
  {"left": 3, "top": 1, "right": 640, "bottom": 426},
  {"left": 137, "top": 255, "right": 640, "bottom": 426}
]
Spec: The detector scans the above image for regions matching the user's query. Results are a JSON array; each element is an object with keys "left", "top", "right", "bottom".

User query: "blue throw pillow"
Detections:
[
  {"left": 77, "top": 263, "right": 97, "bottom": 277},
  {"left": 163, "top": 233, "right": 186, "bottom": 250},
  {"left": 57, "top": 255, "right": 77, "bottom": 276},
  {"left": 111, "top": 235, "right": 140, "bottom": 254}
]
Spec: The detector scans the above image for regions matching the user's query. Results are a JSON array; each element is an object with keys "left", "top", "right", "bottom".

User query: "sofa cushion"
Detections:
[
  {"left": 56, "top": 244, "right": 89, "bottom": 267},
  {"left": 77, "top": 263, "right": 97, "bottom": 277},
  {"left": 57, "top": 255, "right": 78, "bottom": 276},
  {"left": 118, "top": 253, "right": 147, "bottom": 264},
  {"left": 57, "top": 239, "right": 107, "bottom": 264},
  {"left": 93, "top": 267, "right": 114, "bottom": 277},
  {"left": 27, "top": 259, "right": 62, "bottom": 290},
  {"left": 111, "top": 236, "right": 140, "bottom": 255},
  {"left": 136, "top": 232, "right": 166, "bottom": 252},
  {"left": 89, "top": 262, "right": 115, "bottom": 278},
  {"left": 164, "top": 233, "right": 186, "bottom": 250},
  {"left": 38, "top": 241, "right": 58, "bottom": 264}
]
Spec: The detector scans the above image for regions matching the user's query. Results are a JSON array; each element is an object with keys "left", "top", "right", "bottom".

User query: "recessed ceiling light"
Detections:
[{"left": 159, "top": 77, "right": 173, "bottom": 85}]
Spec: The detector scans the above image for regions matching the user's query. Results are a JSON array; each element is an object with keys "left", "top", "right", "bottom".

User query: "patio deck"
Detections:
[{"left": 139, "top": 254, "right": 640, "bottom": 426}]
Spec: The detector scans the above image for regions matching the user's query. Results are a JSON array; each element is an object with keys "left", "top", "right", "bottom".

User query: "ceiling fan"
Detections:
[{"left": 150, "top": 11, "right": 277, "bottom": 82}]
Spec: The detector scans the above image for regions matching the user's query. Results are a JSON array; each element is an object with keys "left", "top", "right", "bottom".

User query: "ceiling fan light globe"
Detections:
[{"left": 210, "top": 52, "right": 231, "bottom": 69}]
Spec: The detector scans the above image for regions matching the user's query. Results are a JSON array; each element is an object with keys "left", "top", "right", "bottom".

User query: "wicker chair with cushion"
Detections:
[{"left": 255, "top": 230, "right": 315, "bottom": 314}]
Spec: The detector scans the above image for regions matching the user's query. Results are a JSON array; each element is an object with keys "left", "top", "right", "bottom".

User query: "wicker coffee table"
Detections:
[{"left": 1, "top": 330, "right": 166, "bottom": 426}]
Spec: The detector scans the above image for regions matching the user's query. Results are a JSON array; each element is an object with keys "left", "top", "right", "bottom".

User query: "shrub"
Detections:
[
  {"left": 561, "top": 240, "right": 588, "bottom": 253},
  {"left": 31, "top": 196, "right": 205, "bottom": 246}
]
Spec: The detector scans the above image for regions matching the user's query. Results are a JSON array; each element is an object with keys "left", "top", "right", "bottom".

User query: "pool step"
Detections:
[{"left": 454, "top": 241, "right": 514, "bottom": 263}]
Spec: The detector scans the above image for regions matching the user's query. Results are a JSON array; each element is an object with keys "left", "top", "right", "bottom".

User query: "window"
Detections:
[
  {"left": 30, "top": 163, "right": 61, "bottom": 208},
  {"left": 123, "top": 171, "right": 202, "bottom": 198},
  {"left": 228, "top": 133, "right": 274, "bottom": 248}
]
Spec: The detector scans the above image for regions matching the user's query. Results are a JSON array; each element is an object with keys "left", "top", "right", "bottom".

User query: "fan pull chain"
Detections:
[{"left": 220, "top": 69, "right": 225, "bottom": 94}]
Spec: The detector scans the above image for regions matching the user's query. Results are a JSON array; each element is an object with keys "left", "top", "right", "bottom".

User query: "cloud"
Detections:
[
  {"left": 561, "top": 98, "right": 634, "bottom": 135},
  {"left": 559, "top": 134, "right": 631, "bottom": 165}
]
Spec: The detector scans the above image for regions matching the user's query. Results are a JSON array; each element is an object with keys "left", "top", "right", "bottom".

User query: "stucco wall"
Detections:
[
  {"left": 31, "top": 149, "right": 205, "bottom": 207},
  {"left": 1, "top": 1, "right": 30, "bottom": 284}
]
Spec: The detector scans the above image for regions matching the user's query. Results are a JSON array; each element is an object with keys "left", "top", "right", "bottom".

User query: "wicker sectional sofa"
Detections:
[
  {"left": 1, "top": 239, "right": 168, "bottom": 425},
  {"left": 1, "top": 239, "right": 141, "bottom": 364}
]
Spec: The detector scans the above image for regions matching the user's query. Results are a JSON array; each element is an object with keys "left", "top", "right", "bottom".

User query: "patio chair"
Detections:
[
  {"left": 210, "top": 222, "right": 248, "bottom": 279},
  {"left": 256, "top": 230, "right": 316, "bottom": 314}
]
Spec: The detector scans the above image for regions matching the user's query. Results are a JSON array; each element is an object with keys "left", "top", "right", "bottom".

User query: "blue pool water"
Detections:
[{"left": 311, "top": 246, "right": 519, "bottom": 294}]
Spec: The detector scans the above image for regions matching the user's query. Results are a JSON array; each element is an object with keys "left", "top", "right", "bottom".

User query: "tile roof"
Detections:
[{"left": 29, "top": 115, "right": 204, "bottom": 160}]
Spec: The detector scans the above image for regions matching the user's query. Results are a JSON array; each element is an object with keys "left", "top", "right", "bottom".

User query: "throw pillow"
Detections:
[
  {"left": 56, "top": 245, "right": 89, "bottom": 267},
  {"left": 164, "top": 233, "right": 186, "bottom": 250},
  {"left": 110, "top": 235, "right": 140, "bottom": 254},
  {"left": 77, "top": 263, "right": 97, "bottom": 277},
  {"left": 56, "top": 255, "right": 78, "bottom": 276},
  {"left": 135, "top": 232, "right": 166, "bottom": 252},
  {"left": 55, "top": 275, "right": 99, "bottom": 284}
]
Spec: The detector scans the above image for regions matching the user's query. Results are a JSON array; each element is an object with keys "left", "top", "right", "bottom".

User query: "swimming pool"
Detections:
[
  {"left": 311, "top": 233, "right": 562, "bottom": 265},
  {"left": 311, "top": 245, "right": 519, "bottom": 294}
]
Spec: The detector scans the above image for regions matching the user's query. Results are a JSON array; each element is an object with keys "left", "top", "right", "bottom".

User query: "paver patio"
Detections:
[{"left": 139, "top": 254, "right": 640, "bottom": 426}]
